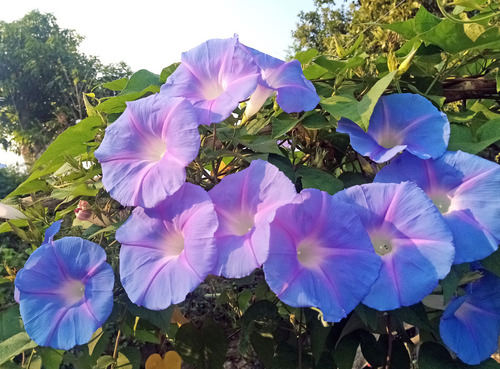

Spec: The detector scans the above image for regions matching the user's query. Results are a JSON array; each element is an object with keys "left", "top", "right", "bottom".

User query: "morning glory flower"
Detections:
[
  {"left": 334, "top": 182, "right": 454, "bottom": 311},
  {"left": 241, "top": 46, "right": 320, "bottom": 120},
  {"left": 375, "top": 151, "right": 500, "bottom": 263},
  {"left": 161, "top": 36, "right": 260, "bottom": 125},
  {"left": 209, "top": 160, "right": 297, "bottom": 278},
  {"left": 95, "top": 94, "right": 200, "bottom": 208},
  {"left": 15, "top": 226, "right": 114, "bottom": 350},
  {"left": 117, "top": 183, "right": 218, "bottom": 310},
  {"left": 337, "top": 94, "right": 450, "bottom": 163},
  {"left": 0, "top": 203, "right": 27, "bottom": 219},
  {"left": 264, "top": 188, "right": 381, "bottom": 322},
  {"left": 440, "top": 270, "right": 500, "bottom": 365}
]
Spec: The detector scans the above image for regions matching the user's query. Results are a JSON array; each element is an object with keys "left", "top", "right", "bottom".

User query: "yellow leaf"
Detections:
[
  {"left": 170, "top": 306, "right": 189, "bottom": 326},
  {"left": 145, "top": 352, "right": 182, "bottom": 369}
]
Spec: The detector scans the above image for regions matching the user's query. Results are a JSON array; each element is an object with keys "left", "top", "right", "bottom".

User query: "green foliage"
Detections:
[{"left": 0, "top": 10, "right": 131, "bottom": 166}]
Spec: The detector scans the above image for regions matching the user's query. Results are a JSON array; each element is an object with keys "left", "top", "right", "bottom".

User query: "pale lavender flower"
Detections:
[
  {"left": 209, "top": 160, "right": 297, "bottom": 278},
  {"left": 117, "top": 183, "right": 218, "bottom": 310},
  {"left": 95, "top": 94, "right": 200, "bottom": 208}
]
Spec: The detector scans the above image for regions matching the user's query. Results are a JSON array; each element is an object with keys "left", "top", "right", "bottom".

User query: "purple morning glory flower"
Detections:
[
  {"left": 440, "top": 270, "right": 500, "bottom": 365},
  {"left": 334, "top": 182, "right": 454, "bottom": 311},
  {"left": 160, "top": 36, "right": 261, "bottom": 125},
  {"left": 263, "top": 188, "right": 381, "bottom": 322},
  {"left": 337, "top": 94, "right": 450, "bottom": 163},
  {"left": 375, "top": 151, "right": 500, "bottom": 264},
  {"left": 209, "top": 159, "right": 297, "bottom": 278},
  {"left": 117, "top": 183, "right": 218, "bottom": 310},
  {"left": 240, "top": 46, "right": 320, "bottom": 120},
  {"left": 95, "top": 94, "right": 200, "bottom": 208},
  {"left": 15, "top": 228, "right": 114, "bottom": 350}
]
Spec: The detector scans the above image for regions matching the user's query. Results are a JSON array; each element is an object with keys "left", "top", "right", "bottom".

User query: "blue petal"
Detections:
[
  {"left": 440, "top": 272, "right": 500, "bottom": 365},
  {"left": 376, "top": 151, "right": 500, "bottom": 263},
  {"left": 368, "top": 94, "right": 449, "bottom": 159},
  {"left": 337, "top": 118, "right": 407, "bottom": 163},
  {"left": 15, "top": 237, "right": 114, "bottom": 350},
  {"left": 43, "top": 220, "right": 61, "bottom": 244},
  {"left": 335, "top": 182, "right": 454, "bottom": 310},
  {"left": 264, "top": 189, "right": 381, "bottom": 322},
  {"left": 161, "top": 36, "right": 260, "bottom": 125}
]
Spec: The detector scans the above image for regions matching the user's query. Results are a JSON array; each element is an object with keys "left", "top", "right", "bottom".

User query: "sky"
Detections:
[{"left": 0, "top": 0, "right": 315, "bottom": 166}]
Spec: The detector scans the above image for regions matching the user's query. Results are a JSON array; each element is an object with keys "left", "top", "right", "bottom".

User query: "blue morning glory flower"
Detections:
[
  {"left": 440, "top": 270, "right": 500, "bottom": 365},
  {"left": 375, "top": 151, "right": 500, "bottom": 263},
  {"left": 337, "top": 94, "right": 450, "bottom": 163},
  {"left": 15, "top": 226, "right": 114, "bottom": 350},
  {"left": 334, "top": 182, "right": 454, "bottom": 310},
  {"left": 264, "top": 188, "right": 381, "bottom": 322}
]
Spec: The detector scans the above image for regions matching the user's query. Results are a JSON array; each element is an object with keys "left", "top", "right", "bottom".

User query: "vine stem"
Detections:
[{"left": 385, "top": 313, "right": 393, "bottom": 369}]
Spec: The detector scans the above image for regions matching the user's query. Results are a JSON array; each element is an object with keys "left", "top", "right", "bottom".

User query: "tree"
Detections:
[
  {"left": 291, "top": 0, "right": 442, "bottom": 55},
  {"left": 0, "top": 10, "right": 131, "bottom": 167}
]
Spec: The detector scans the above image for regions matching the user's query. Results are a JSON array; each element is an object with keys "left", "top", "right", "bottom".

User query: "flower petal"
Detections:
[
  {"left": 440, "top": 271, "right": 500, "bottom": 365},
  {"left": 209, "top": 160, "right": 297, "bottom": 278},
  {"left": 335, "top": 182, "right": 454, "bottom": 310},
  {"left": 117, "top": 183, "right": 218, "bottom": 310},
  {"left": 264, "top": 188, "right": 381, "bottom": 322},
  {"left": 95, "top": 94, "right": 200, "bottom": 208},
  {"left": 161, "top": 36, "right": 260, "bottom": 125}
]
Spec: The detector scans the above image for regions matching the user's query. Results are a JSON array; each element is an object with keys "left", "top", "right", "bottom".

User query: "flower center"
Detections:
[
  {"left": 61, "top": 279, "right": 85, "bottom": 305},
  {"left": 369, "top": 233, "right": 393, "bottom": 256},
  {"left": 297, "top": 240, "right": 322, "bottom": 268},
  {"left": 229, "top": 213, "right": 255, "bottom": 236},
  {"left": 428, "top": 191, "right": 451, "bottom": 214},
  {"left": 165, "top": 232, "right": 185, "bottom": 257},
  {"left": 201, "top": 80, "right": 224, "bottom": 100},
  {"left": 377, "top": 130, "right": 403, "bottom": 149},
  {"left": 143, "top": 137, "right": 167, "bottom": 162}
]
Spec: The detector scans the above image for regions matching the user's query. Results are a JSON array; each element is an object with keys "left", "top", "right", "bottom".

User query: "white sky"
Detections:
[{"left": 0, "top": 0, "right": 315, "bottom": 166}]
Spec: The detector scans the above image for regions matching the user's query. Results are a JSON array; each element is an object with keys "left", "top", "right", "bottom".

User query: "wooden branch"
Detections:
[{"left": 442, "top": 78, "right": 499, "bottom": 104}]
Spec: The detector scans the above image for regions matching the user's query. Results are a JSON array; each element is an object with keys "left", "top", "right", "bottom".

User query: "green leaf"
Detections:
[
  {"left": 448, "top": 119, "right": 500, "bottom": 154},
  {"left": 392, "top": 303, "right": 435, "bottom": 333},
  {"left": 271, "top": 115, "right": 298, "bottom": 138},
  {"left": 102, "top": 77, "right": 128, "bottom": 92},
  {"left": 160, "top": 63, "right": 180, "bottom": 84},
  {"left": 250, "top": 331, "right": 275, "bottom": 369},
  {"left": 482, "top": 248, "right": 500, "bottom": 278},
  {"left": 320, "top": 95, "right": 361, "bottom": 123},
  {"left": 95, "top": 85, "right": 160, "bottom": 114},
  {"left": 0, "top": 332, "right": 37, "bottom": 365},
  {"left": 127, "top": 303, "right": 174, "bottom": 332},
  {"left": 235, "top": 135, "right": 283, "bottom": 156},
  {"left": 0, "top": 306, "right": 23, "bottom": 341},
  {"left": 420, "top": 341, "right": 500, "bottom": 368},
  {"left": 8, "top": 117, "right": 102, "bottom": 197},
  {"left": 38, "top": 348, "right": 64, "bottom": 369},
  {"left": 116, "top": 348, "right": 141, "bottom": 369},
  {"left": 175, "top": 318, "right": 228, "bottom": 369},
  {"left": 120, "top": 69, "right": 160, "bottom": 95},
  {"left": 303, "top": 64, "right": 329, "bottom": 80},
  {"left": 390, "top": 340, "right": 411, "bottom": 369},
  {"left": 301, "top": 113, "right": 334, "bottom": 130},
  {"left": 358, "top": 330, "right": 384, "bottom": 368},
  {"left": 294, "top": 49, "right": 318, "bottom": 65},
  {"left": 358, "top": 71, "right": 397, "bottom": 130},
  {"left": 92, "top": 355, "right": 115, "bottom": 369},
  {"left": 334, "top": 333, "right": 359, "bottom": 369},
  {"left": 313, "top": 56, "right": 345, "bottom": 75},
  {"left": 305, "top": 309, "right": 331, "bottom": 364},
  {"left": 296, "top": 166, "right": 343, "bottom": 195}
]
